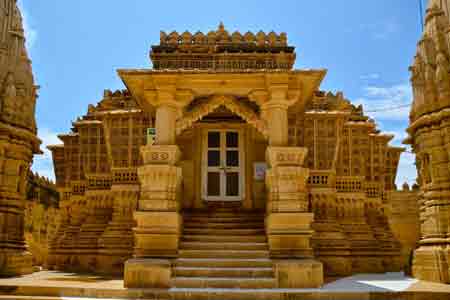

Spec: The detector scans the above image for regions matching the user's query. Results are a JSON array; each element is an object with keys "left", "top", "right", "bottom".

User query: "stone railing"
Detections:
[
  {"left": 87, "top": 175, "right": 112, "bottom": 190},
  {"left": 112, "top": 168, "right": 138, "bottom": 184},
  {"left": 335, "top": 176, "right": 364, "bottom": 193},
  {"left": 307, "top": 170, "right": 335, "bottom": 188},
  {"left": 364, "top": 182, "right": 382, "bottom": 198},
  {"left": 71, "top": 181, "right": 86, "bottom": 195}
]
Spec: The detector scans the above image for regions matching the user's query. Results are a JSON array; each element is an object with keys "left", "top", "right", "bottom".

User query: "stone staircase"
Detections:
[{"left": 171, "top": 209, "right": 277, "bottom": 290}]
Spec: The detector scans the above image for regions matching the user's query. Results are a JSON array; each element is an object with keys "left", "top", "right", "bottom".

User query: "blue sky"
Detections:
[{"left": 20, "top": 0, "right": 424, "bottom": 186}]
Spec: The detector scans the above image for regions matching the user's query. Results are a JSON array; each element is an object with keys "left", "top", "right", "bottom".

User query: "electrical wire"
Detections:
[{"left": 419, "top": 0, "right": 424, "bottom": 30}]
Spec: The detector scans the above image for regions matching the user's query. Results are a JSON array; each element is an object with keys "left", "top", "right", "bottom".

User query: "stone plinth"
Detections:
[
  {"left": 133, "top": 211, "right": 182, "bottom": 257},
  {"left": 274, "top": 259, "right": 323, "bottom": 288},
  {"left": 124, "top": 258, "right": 171, "bottom": 288},
  {"left": 266, "top": 213, "right": 314, "bottom": 258}
]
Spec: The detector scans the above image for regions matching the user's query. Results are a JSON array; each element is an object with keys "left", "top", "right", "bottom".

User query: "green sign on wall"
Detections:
[{"left": 147, "top": 128, "right": 156, "bottom": 145}]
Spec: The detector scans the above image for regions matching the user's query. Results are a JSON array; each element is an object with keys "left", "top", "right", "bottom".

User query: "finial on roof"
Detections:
[{"left": 218, "top": 22, "right": 225, "bottom": 32}]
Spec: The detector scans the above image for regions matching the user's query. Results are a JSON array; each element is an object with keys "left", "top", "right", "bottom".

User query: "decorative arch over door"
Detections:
[{"left": 176, "top": 94, "right": 268, "bottom": 138}]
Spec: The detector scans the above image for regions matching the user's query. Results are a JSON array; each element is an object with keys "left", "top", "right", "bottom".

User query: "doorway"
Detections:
[{"left": 202, "top": 129, "right": 244, "bottom": 201}]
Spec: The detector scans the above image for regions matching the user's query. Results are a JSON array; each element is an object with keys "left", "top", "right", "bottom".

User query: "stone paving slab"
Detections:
[{"left": 0, "top": 271, "right": 449, "bottom": 300}]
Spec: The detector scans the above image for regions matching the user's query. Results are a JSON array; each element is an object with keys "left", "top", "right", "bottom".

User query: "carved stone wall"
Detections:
[
  {"left": 386, "top": 184, "right": 420, "bottom": 273},
  {"left": 0, "top": 0, "right": 41, "bottom": 276},
  {"left": 47, "top": 91, "right": 151, "bottom": 274},
  {"left": 406, "top": 1, "right": 450, "bottom": 283},
  {"left": 24, "top": 172, "right": 60, "bottom": 267}
]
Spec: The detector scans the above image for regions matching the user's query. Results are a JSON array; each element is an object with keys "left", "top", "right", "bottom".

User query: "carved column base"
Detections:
[
  {"left": 0, "top": 250, "right": 33, "bottom": 276},
  {"left": 413, "top": 245, "right": 450, "bottom": 283},
  {"left": 134, "top": 211, "right": 182, "bottom": 257}
]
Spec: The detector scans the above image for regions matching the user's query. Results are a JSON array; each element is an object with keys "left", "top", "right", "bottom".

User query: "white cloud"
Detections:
[
  {"left": 360, "top": 19, "right": 400, "bottom": 40},
  {"left": 360, "top": 73, "right": 380, "bottom": 80},
  {"left": 354, "top": 83, "right": 412, "bottom": 120},
  {"left": 17, "top": 0, "right": 37, "bottom": 51},
  {"left": 31, "top": 128, "right": 61, "bottom": 181}
]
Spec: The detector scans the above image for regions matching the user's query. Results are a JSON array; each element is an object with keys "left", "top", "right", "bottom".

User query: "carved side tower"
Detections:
[
  {"left": 0, "top": 0, "right": 41, "bottom": 276},
  {"left": 406, "top": 0, "right": 450, "bottom": 283}
]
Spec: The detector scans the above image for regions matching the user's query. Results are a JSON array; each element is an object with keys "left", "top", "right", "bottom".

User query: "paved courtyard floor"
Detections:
[{"left": 0, "top": 271, "right": 449, "bottom": 299}]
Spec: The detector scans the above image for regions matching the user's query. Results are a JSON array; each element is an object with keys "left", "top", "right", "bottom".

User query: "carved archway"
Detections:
[{"left": 176, "top": 94, "right": 267, "bottom": 138}]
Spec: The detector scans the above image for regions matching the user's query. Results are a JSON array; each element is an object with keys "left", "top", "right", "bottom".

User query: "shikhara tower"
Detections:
[
  {"left": 0, "top": 0, "right": 41, "bottom": 276},
  {"left": 406, "top": 0, "right": 450, "bottom": 283}
]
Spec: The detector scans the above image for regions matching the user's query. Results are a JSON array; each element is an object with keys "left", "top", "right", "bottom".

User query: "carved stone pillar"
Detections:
[
  {"left": 265, "top": 146, "right": 312, "bottom": 257},
  {"left": 261, "top": 94, "right": 289, "bottom": 147},
  {"left": 155, "top": 104, "right": 178, "bottom": 145},
  {"left": 265, "top": 146, "right": 323, "bottom": 287},
  {"left": 124, "top": 144, "right": 182, "bottom": 288}
]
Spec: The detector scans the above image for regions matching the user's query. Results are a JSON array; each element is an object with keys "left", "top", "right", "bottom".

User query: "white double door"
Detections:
[{"left": 203, "top": 129, "right": 243, "bottom": 201}]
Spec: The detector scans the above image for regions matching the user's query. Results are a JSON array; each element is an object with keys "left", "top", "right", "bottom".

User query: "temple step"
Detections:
[
  {"left": 183, "top": 221, "right": 265, "bottom": 229},
  {"left": 183, "top": 212, "right": 265, "bottom": 219},
  {"left": 179, "top": 249, "right": 270, "bottom": 259},
  {"left": 171, "top": 276, "right": 277, "bottom": 288},
  {"left": 184, "top": 216, "right": 265, "bottom": 223},
  {"left": 175, "top": 210, "right": 275, "bottom": 289},
  {"left": 174, "top": 258, "right": 273, "bottom": 268},
  {"left": 173, "top": 266, "right": 274, "bottom": 278},
  {"left": 179, "top": 241, "right": 268, "bottom": 251},
  {"left": 183, "top": 228, "right": 265, "bottom": 235},
  {"left": 181, "top": 234, "right": 267, "bottom": 243}
]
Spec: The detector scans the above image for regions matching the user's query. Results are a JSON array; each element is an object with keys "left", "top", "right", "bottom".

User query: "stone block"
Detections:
[
  {"left": 133, "top": 211, "right": 182, "bottom": 257},
  {"left": 266, "top": 212, "right": 314, "bottom": 258},
  {"left": 124, "top": 258, "right": 171, "bottom": 288},
  {"left": 274, "top": 259, "right": 323, "bottom": 288}
]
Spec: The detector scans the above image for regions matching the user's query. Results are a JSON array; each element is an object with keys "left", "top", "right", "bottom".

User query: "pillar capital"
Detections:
[{"left": 143, "top": 89, "right": 194, "bottom": 110}]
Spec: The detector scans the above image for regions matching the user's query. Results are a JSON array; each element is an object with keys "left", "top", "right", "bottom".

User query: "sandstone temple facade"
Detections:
[
  {"left": 45, "top": 24, "right": 414, "bottom": 287},
  {"left": 407, "top": 0, "right": 450, "bottom": 284},
  {"left": 0, "top": 0, "right": 41, "bottom": 276}
]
